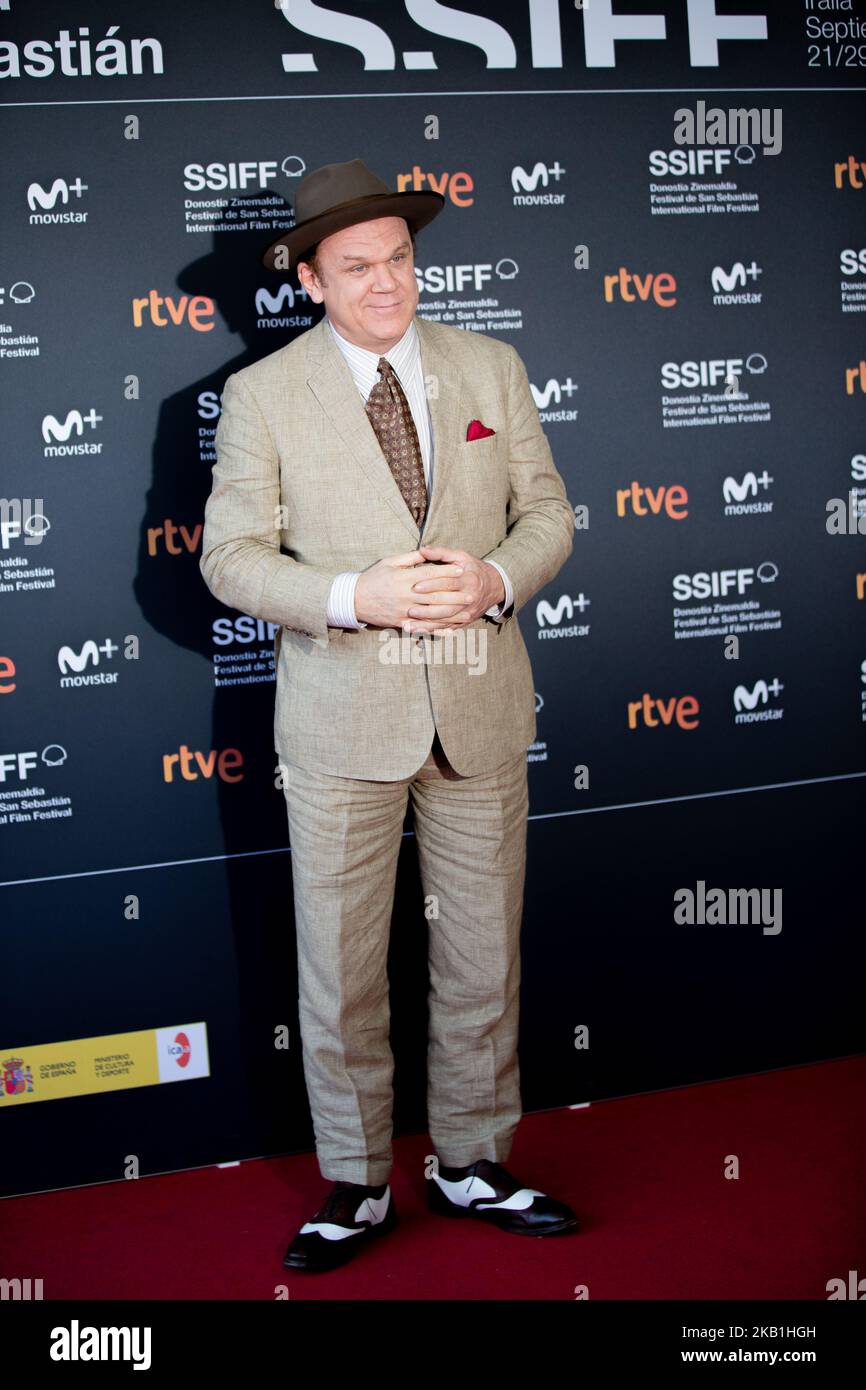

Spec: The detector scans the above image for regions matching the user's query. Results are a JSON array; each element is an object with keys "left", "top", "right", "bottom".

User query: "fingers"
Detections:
[
  {"left": 407, "top": 604, "right": 467, "bottom": 619},
  {"left": 404, "top": 609, "right": 471, "bottom": 632},
  {"left": 411, "top": 567, "right": 466, "bottom": 593},
  {"left": 390, "top": 549, "right": 426, "bottom": 567},
  {"left": 408, "top": 589, "right": 464, "bottom": 606},
  {"left": 402, "top": 620, "right": 464, "bottom": 635},
  {"left": 418, "top": 545, "right": 466, "bottom": 564}
]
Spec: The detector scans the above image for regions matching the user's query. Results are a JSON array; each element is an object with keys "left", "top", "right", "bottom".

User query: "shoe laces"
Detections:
[
  {"left": 318, "top": 1181, "right": 384, "bottom": 1223},
  {"left": 467, "top": 1160, "right": 520, "bottom": 1195}
]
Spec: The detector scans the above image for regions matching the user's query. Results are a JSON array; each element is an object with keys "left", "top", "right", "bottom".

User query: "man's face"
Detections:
[{"left": 297, "top": 216, "right": 419, "bottom": 353}]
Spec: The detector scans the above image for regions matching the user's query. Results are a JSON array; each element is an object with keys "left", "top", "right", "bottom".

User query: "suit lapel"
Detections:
[{"left": 303, "top": 313, "right": 465, "bottom": 541}]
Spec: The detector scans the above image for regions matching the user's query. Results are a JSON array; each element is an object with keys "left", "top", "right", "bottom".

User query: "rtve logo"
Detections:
[
  {"left": 857, "top": 571, "right": 866, "bottom": 600},
  {"left": 616, "top": 482, "right": 688, "bottom": 519},
  {"left": 146, "top": 520, "right": 202, "bottom": 556},
  {"left": 834, "top": 156, "right": 866, "bottom": 189},
  {"left": 603, "top": 268, "right": 677, "bottom": 307},
  {"left": 0, "top": 655, "right": 16, "bottom": 695},
  {"left": 162, "top": 745, "right": 243, "bottom": 783},
  {"left": 845, "top": 360, "right": 866, "bottom": 395},
  {"left": 396, "top": 166, "right": 473, "bottom": 205},
  {"left": 132, "top": 291, "right": 214, "bottom": 332},
  {"left": 627, "top": 693, "right": 700, "bottom": 730}
]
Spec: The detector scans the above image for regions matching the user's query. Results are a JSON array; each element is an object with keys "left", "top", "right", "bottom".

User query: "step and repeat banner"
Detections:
[{"left": 1, "top": 1, "right": 864, "bottom": 1196}]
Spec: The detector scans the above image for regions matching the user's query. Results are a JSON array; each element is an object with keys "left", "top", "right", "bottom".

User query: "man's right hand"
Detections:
[{"left": 354, "top": 551, "right": 466, "bottom": 632}]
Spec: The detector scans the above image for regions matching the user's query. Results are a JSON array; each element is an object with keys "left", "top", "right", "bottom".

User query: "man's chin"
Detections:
[{"left": 365, "top": 307, "right": 413, "bottom": 332}]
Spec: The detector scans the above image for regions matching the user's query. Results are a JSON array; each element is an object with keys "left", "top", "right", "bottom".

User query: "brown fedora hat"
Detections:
[{"left": 262, "top": 158, "right": 445, "bottom": 273}]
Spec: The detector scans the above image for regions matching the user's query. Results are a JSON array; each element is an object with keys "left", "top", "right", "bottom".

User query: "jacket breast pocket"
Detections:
[
  {"left": 461, "top": 432, "right": 507, "bottom": 505},
  {"left": 461, "top": 432, "right": 501, "bottom": 473}
]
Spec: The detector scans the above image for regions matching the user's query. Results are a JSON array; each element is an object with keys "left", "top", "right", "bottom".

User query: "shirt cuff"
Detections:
[
  {"left": 484, "top": 561, "right": 513, "bottom": 618},
  {"left": 327, "top": 572, "right": 367, "bottom": 629}
]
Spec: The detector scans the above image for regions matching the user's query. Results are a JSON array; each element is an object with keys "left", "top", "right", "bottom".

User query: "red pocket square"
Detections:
[{"left": 466, "top": 418, "right": 496, "bottom": 440}]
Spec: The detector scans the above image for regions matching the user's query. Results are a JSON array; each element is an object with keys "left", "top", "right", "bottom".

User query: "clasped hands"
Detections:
[{"left": 353, "top": 544, "right": 506, "bottom": 636}]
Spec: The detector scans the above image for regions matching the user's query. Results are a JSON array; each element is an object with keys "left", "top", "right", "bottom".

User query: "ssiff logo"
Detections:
[
  {"left": 1, "top": 1057, "right": 34, "bottom": 1099},
  {"left": 276, "top": 5, "right": 769, "bottom": 73}
]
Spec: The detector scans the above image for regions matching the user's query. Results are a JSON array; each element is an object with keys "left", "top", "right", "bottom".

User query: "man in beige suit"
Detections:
[{"left": 200, "top": 160, "right": 576, "bottom": 1272}]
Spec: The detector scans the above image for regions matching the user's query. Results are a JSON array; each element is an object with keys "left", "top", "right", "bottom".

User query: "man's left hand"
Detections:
[{"left": 404, "top": 545, "right": 505, "bottom": 634}]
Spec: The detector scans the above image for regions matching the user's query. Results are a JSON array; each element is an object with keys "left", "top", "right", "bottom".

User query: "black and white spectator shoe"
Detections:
[
  {"left": 284, "top": 1181, "right": 398, "bottom": 1271},
  {"left": 427, "top": 1159, "right": 579, "bottom": 1235}
]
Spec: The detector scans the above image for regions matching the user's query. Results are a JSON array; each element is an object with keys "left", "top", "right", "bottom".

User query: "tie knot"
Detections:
[{"left": 376, "top": 357, "right": 394, "bottom": 378}]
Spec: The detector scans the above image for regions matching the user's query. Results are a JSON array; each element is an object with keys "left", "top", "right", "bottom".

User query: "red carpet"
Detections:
[{"left": 4, "top": 1056, "right": 864, "bottom": 1300}]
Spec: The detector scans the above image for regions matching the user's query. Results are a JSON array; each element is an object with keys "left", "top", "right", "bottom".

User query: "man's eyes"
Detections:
[{"left": 350, "top": 253, "right": 408, "bottom": 272}]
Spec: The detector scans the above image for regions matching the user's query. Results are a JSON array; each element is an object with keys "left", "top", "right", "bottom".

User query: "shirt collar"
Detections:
[{"left": 326, "top": 313, "right": 419, "bottom": 396}]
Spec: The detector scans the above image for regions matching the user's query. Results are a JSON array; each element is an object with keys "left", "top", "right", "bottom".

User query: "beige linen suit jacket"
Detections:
[{"left": 200, "top": 313, "right": 574, "bottom": 780}]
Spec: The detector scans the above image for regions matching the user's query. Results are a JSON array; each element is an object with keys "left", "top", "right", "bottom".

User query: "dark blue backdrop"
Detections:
[{"left": 1, "top": 0, "right": 864, "bottom": 1196}]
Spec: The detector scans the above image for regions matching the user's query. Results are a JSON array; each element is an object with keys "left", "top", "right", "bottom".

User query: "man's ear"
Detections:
[{"left": 297, "top": 262, "right": 323, "bottom": 303}]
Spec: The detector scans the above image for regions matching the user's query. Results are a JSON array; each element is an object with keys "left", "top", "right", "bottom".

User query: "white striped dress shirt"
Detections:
[{"left": 324, "top": 314, "right": 512, "bottom": 628}]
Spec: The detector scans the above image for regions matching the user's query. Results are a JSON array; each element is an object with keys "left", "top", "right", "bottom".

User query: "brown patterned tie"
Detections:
[{"left": 364, "top": 357, "right": 428, "bottom": 528}]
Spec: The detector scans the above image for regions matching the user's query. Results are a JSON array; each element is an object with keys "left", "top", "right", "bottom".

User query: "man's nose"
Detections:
[{"left": 370, "top": 263, "right": 399, "bottom": 290}]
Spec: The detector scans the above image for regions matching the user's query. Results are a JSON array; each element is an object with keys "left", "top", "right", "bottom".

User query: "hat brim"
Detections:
[{"left": 262, "top": 191, "right": 445, "bottom": 273}]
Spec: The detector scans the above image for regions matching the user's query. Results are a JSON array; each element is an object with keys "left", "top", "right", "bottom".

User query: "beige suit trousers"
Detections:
[{"left": 280, "top": 732, "right": 529, "bottom": 1185}]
